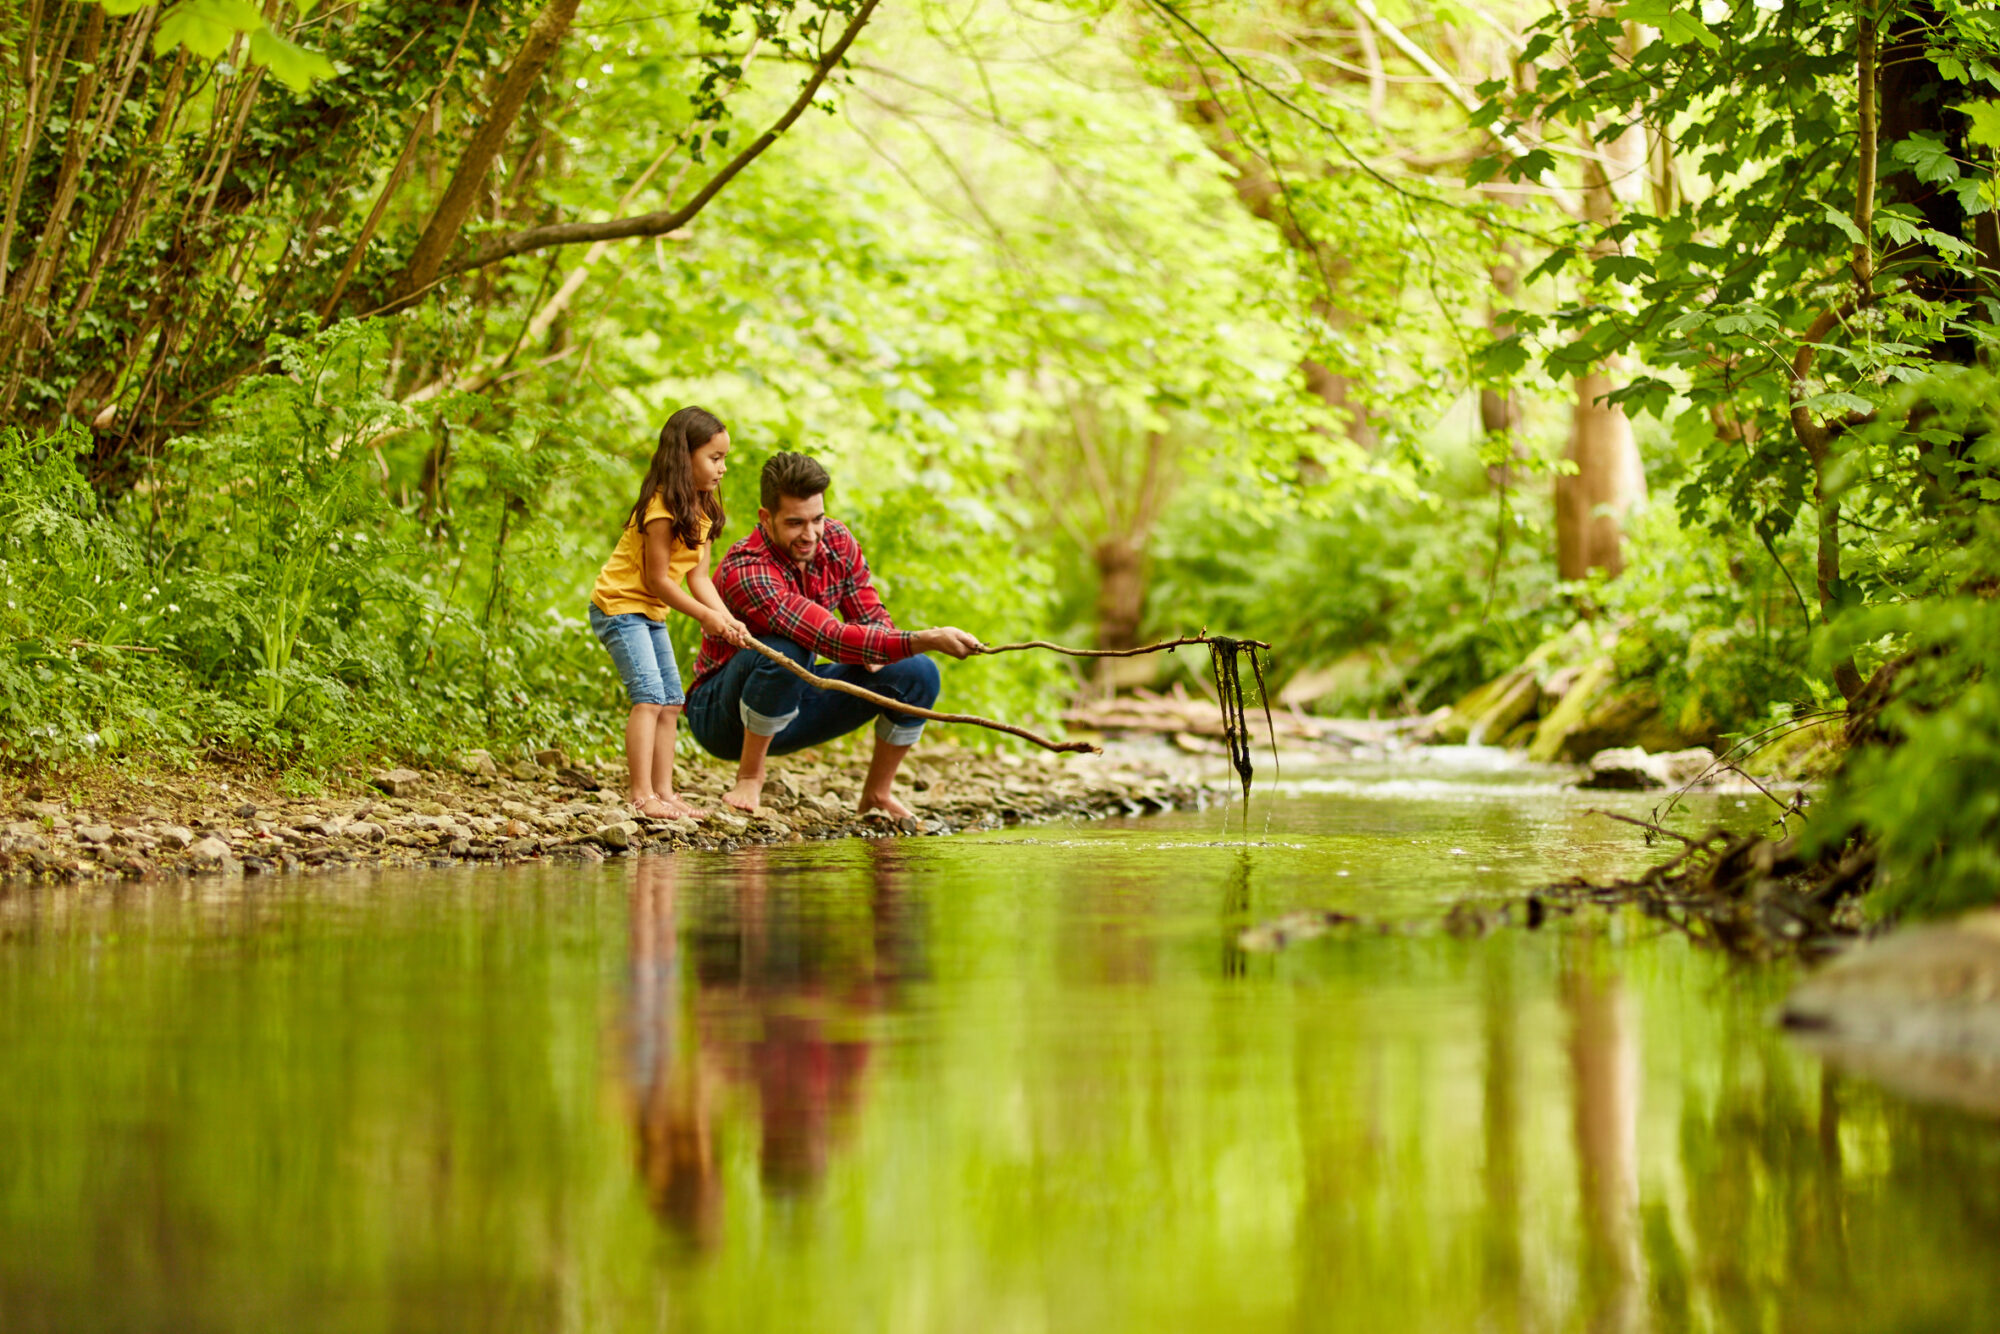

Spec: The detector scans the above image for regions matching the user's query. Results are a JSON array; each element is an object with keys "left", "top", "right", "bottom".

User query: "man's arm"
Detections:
[
  {"left": 718, "top": 554, "right": 917, "bottom": 665},
  {"left": 835, "top": 532, "right": 897, "bottom": 630},
  {"left": 826, "top": 527, "right": 984, "bottom": 659}
]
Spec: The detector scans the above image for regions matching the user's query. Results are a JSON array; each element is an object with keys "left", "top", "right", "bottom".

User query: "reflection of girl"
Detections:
[
  {"left": 627, "top": 857, "right": 721, "bottom": 1246},
  {"left": 590, "top": 406, "right": 751, "bottom": 820}
]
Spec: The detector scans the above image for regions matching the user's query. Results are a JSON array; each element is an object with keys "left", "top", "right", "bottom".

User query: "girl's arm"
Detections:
[
  {"left": 687, "top": 548, "right": 731, "bottom": 617},
  {"left": 645, "top": 526, "right": 749, "bottom": 643}
]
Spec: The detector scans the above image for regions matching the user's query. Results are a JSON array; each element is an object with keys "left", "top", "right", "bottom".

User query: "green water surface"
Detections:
[{"left": 3, "top": 759, "right": 1997, "bottom": 1332}]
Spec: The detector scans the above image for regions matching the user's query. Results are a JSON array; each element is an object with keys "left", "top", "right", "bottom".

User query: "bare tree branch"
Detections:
[{"left": 428, "top": 0, "right": 882, "bottom": 285}]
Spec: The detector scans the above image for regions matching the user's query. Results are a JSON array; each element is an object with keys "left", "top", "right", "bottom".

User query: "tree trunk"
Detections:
[
  {"left": 1556, "top": 370, "right": 1644, "bottom": 579},
  {"left": 1094, "top": 536, "right": 1145, "bottom": 653},
  {"left": 393, "top": 0, "right": 581, "bottom": 303},
  {"left": 1556, "top": 130, "right": 1647, "bottom": 580}
]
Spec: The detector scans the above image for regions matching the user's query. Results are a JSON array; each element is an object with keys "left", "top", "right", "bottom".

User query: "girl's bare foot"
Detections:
[
  {"left": 633, "top": 794, "right": 678, "bottom": 820},
  {"left": 659, "top": 792, "right": 708, "bottom": 820},
  {"left": 721, "top": 778, "right": 762, "bottom": 813},
  {"left": 857, "top": 791, "right": 916, "bottom": 821}
]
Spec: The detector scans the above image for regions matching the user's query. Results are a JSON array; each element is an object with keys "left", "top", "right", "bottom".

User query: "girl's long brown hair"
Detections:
[{"left": 628, "top": 405, "right": 727, "bottom": 550}]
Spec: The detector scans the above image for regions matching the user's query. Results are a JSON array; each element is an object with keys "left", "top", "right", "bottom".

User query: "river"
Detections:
[{"left": 3, "top": 753, "right": 1996, "bottom": 1332}]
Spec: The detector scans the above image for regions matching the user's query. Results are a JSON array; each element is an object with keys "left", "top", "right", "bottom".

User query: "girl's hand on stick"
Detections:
[{"left": 699, "top": 607, "right": 752, "bottom": 647}]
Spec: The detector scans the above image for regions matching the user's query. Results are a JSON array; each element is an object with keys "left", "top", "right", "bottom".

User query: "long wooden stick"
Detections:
[
  {"left": 739, "top": 638, "right": 1100, "bottom": 755},
  {"left": 975, "top": 633, "right": 1272, "bottom": 659}
]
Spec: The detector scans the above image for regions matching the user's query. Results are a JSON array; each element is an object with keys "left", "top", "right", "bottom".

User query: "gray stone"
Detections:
[
  {"left": 533, "top": 748, "right": 568, "bottom": 769},
  {"left": 1577, "top": 747, "right": 1668, "bottom": 790},
  {"left": 1657, "top": 747, "right": 1721, "bottom": 786},
  {"left": 502, "top": 837, "right": 539, "bottom": 858},
  {"left": 457, "top": 749, "right": 499, "bottom": 777},
  {"left": 22, "top": 800, "right": 62, "bottom": 819},
  {"left": 188, "top": 836, "right": 233, "bottom": 867},
  {"left": 371, "top": 768, "right": 423, "bottom": 797},
  {"left": 595, "top": 821, "right": 636, "bottom": 850},
  {"left": 347, "top": 821, "right": 386, "bottom": 843},
  {"left": 157, "top": 825, "right": 194, "bottom": 849},
  {"left": 1782, "top": 910, "right": 2000, "bottom": 1118}
]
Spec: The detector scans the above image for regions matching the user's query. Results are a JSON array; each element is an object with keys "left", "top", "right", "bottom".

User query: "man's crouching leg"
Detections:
[
  {"left": 723, "top": 636, "right": 814, "bottom": 814},
  {"left": 858, "top": 655, "right": 942, "bottom": 821}
]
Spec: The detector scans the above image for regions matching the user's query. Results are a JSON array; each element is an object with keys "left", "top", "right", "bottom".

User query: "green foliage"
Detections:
[{"left": 1805, "top": 369, "right": 2000, "bottom": 918}]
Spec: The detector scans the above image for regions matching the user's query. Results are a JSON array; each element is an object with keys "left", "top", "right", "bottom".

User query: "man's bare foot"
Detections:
[
  {"left": 721, "top": 778, "right": 762, "bottom": 813},
  {"left": 857, "top": 791, "right": 915, "bottom": 821}
]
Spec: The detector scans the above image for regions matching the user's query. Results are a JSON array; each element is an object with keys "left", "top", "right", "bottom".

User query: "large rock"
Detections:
[
  {"left": 1657, "top": 747, "right": 1720, "bottom": 786},
  {"left": 1576, "top": 747, "right": 1668, "bottom": 790},
  {"left": 1781, "top": 911, "right": 2000, "bottom": 1118},
  {"left": 371, "top": 768, "right": 423, "bottom": 797},
  {"left": 187, "top": 836, "right": 234, "bottom": 869},
  {"left": 457, "top": 749, "right": 499, "bottom": 778}
]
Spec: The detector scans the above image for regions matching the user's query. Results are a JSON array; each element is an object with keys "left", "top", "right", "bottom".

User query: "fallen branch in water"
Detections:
[
  {"left": 1585, "top": 807, "right": 1703, "bottom": 847},
  {"left": 739, "top": 638, "right": 1099, "bottom": 755}
]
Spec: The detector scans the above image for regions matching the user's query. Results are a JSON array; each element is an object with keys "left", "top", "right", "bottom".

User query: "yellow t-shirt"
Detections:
[{"left": 591, "top": 495, "right": 711, "bottom": 620}]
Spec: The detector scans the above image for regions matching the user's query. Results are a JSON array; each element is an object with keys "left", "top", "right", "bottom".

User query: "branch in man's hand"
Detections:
[{"left": 435, "top": 0, "right": 882, "bottom": 284}]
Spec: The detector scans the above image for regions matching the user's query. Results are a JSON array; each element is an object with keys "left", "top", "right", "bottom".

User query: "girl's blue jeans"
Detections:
[{"left": 589, "top": 604, "right": 684, "bottom": 707}]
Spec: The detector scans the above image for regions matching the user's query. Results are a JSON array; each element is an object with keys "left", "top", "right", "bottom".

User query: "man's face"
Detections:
[{"left": 760, "top": 491, "right": 826, "bottom": 566}]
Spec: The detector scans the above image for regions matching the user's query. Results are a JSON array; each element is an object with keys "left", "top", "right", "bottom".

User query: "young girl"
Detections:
[{"left": 590, "top": 405, "right": 751, "bottom": 820}]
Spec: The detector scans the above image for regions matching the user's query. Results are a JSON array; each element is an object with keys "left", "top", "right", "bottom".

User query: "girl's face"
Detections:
[{"left": 690, "top": 430, "right": 730, "bottom": 492}]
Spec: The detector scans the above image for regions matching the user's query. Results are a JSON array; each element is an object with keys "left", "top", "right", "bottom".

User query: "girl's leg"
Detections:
[
  {"left": 649, "top": 707, "right": 708, "bottom": 818},
  {"left": 591, "top": 607, "right": 673, "bottom": 814},
  {"left": 626, "top": 703, "right": 666, "bottom": 805}
]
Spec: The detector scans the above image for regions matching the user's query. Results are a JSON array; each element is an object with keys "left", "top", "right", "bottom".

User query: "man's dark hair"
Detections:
[{"left": 761, "top": 451, "right": 830, "bottom": 512}]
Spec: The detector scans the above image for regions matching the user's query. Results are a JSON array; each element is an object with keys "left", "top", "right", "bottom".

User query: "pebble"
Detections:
[{"left": 0, "top": 751, "right": 1205, "bottom": 886}]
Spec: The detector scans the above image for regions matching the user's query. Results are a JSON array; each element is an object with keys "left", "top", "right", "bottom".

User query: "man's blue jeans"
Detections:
[{"left": 686, "top": 634, "right": 941, "bottom": 761}]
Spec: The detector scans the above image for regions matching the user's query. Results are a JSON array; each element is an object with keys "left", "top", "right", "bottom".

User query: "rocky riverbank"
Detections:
[{"left": 0, "top": 747, "right": 1207, "bottom": 885}]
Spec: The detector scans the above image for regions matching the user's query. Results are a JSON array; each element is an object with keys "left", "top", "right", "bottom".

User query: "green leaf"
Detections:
[
  {"left": 1525, "top": 245, "right": 1575, "bottom": 284},
  {"left": 249, "top": 28, "right": 334, "bottom": 91},
  {"left": 100, "top": 0, "right": 155, "bottom": 15},
  {"left": 155, "top": 0, "right": 265, "bottom": 60},
  {"left": 1615, "top": 0, "right": 1674, "bottom": 24},
  {"left": 1955, "top": 100, "right": 2000, "bottom": 152},
  {"left": 1821, "top": 202, "right": 1865, "bottom": 246},
  {"left": 1475, "top": 333, "right": 1531, "bottom": 379},
  {"left": 1890, "top": 131, "right": 1959, "bottom": 185},
  {"left": 1802, "top": 391, "right": 1875, "bottom": 418},
  {"left": 1659, "top": 10, "right": 1720, "bottom": 49},
  {"left": 1592, "top": 253, "right": 1652, "bottom": 284}
]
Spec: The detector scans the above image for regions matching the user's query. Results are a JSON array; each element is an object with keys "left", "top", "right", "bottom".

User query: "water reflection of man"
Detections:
[
  {"left": 623, "top": 842, "right": 922, "bottom": 1237},
  {"left": 696, "top": 843, "right": 916, "bottom": 1196}
]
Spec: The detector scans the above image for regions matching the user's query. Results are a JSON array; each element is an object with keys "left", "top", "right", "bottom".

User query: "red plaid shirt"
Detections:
[{"left": 688, "top": 518, "right": 916, "bottom": 694}]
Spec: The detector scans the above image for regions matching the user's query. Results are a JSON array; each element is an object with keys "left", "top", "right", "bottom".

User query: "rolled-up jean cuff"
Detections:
[
  {"left": 876, "top": 714, "right": 925, "bottom": 747},
  {"left": 741, "top": 699, "right": 799, "bottom": 737}
]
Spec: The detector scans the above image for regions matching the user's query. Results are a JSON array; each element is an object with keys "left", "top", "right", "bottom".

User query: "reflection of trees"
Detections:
[
  {"left": 1562, "top": 944, "right": 1646, "bottom": 1334},
  {"left": 623, "top": 843, "right": 924, "bottom": 1243}
]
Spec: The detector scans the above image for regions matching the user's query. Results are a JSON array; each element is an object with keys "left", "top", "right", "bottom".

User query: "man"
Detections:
[{"left": 685, "top": 451, "right": 983, "bottom": 817}]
